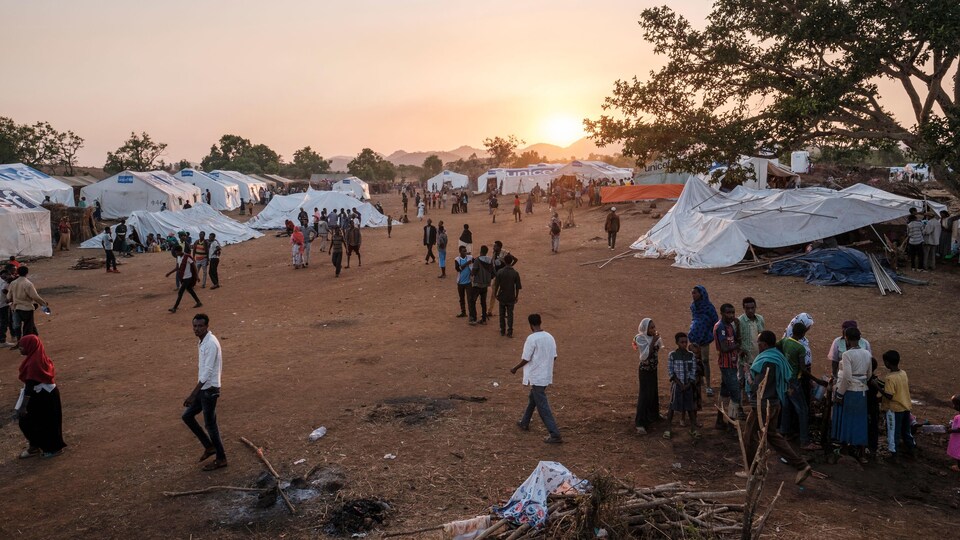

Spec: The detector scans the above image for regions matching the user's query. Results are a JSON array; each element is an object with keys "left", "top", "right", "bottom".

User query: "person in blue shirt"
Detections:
[{"left": 454, "top": 245, "right": 473, "bottom": 318}]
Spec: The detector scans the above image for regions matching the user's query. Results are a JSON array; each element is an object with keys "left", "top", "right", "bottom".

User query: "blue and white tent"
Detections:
[
  {"left": 0, "top": 163, "right": 75, "bottom": 206},
  {"left": 332, "top": 176, "right": 371, "bottom": 200},
  {"left": 80, "top": 170, "right": 201, "bottom": 219},
  {"left": 174, "top": 169, "right": 241, "bottom": 211}
]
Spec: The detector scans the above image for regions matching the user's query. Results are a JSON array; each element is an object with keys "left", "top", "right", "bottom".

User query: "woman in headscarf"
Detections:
[
  {"left": 291, "top": 226, "right": 305, "bottom": 269},
  {"left": 633, "top": 318, "right": 663, "bottom": 435},
  {"left": 689, "top": 285, "right": 719, "bottom": 397},
  {"left": 832, "top": 326, "right": 871, "bottom": 463},
  {"left": 15, "top": 335, "right": 66, "bottom": 459},
  {"left": 784, "top": 313, "right": 814, "bottom": 368}
]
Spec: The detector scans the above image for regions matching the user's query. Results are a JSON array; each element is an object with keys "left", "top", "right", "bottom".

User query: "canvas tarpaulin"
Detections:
[
  {"left": 632, "top": 177, "right": 946, "bottom": 268},
  {"left": 550, "top": 160, "right": 633, "bottom": 182},
  {"left": 600, "top": 184, "right": 684, "bottom": 203},
  {"left": 0, "top": 189, "right": 52, "bottom": 257},
  {"left": 81, "top": 204, "right": 262, "bottom": 248},
  {"left": 493, "top": 461, "right": 588, "bottom": 528},
  {"left": 332, "top": 177, "right": 371, "bottom": 200},
  {"left": 767, "top": 247, "right": 898, "bottom": 287},
  {"left": 81, "top": 170, "right": 201, "bottom": 219},
  {"left": 175, "top": 169, "right": 242, "bottom": 211},
  {"left": 427, "top": 170, "right": 469, "bottom": 192},
  {"left": 476, "top": 165, "right": 561, "bottom": 194},
  {"left": 246, "top": 189, "right": 390, "bottom": 229}
]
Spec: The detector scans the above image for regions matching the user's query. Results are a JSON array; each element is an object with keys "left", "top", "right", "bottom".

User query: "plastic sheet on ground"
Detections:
[
  {"left": 493, "top": 461, "right": 589, "bottom": 528},
  {"left": 767, "top": 247, "right": 898, "bottom": 287},
  {"left": 81, "top": 204, "right": 262, "bottom": 248}
]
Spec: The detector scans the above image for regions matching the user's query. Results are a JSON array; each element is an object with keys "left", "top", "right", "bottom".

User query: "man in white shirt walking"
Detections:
[
  {"left": 181, "top": 313, "right": 227, "bottom": 471},
  {"left": 511, "top": 313, "right": 562, "bottom": 443}
]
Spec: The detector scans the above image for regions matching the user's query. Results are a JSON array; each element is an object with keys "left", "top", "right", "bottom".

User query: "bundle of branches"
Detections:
[{"left": 70, "top": 256, "right": 109, "bottom": 270}]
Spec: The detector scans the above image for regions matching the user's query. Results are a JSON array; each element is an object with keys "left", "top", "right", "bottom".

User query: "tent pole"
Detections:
[{"left": 719, "top": 252, "right": 806, "bottom": 274}]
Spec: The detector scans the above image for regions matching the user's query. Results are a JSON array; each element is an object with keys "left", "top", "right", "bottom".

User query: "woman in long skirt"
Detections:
[
  {"left": 831, "top": 327, "right": 871, "bottom": 463},
  {"left": 634, "top": 318, "right": 663, "bottom": 435},
  {"left": 291, "top": 226, "right": 305, "bottom": 269},
  {"left": 16, "top": 335, "right": 66, "bottom": 459}
]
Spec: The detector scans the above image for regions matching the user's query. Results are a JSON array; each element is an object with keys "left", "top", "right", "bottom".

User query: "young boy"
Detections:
[
  {"left": 713, "top": 303, "right": 741, "bottom": 429},
  {"left": 881, "top": 350, "right": 915, "bottom": 460},
  {"left": 664, "top": 333, "right": 699, "bottom": 440}
]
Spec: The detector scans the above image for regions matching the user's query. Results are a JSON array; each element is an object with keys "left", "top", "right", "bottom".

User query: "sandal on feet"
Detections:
[
  {"left": 202, "top": 458, "right": 228, "bottom": 471},
  {"left": 795, "top": 466, "right": 813, "bottom": 485},
  {"left": 662, "top": 430, "right": 672, "bottom": 440},
  {"left": 19, "top": 447, "right": 41, "bottom": 459},
  {"left": 42, "top": 449, "right": 64, "bottom": 459},
  {"left": 690, "top": 430, "right": 702, "bottom": 440},
  {"left": 636, "top": 426, "right": 647, "bottom": 435},
  {"left": 198, "top": 447, "right": 216, "bottom": 462}
]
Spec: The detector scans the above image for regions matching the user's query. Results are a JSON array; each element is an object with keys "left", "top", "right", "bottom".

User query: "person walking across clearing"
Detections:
[
  {"left": 604, "top": 207, "right": 620, "bottom": 250},
  {"left": 181, "top": 313, "right": 227, "bottom": 471},
  {"left": 15, "top": 335, "right": 67, "bottom": 459},
  {"left": 166, "top": 246, "right": 202, "bottom": 313},
  {"left": 549, "top": 213, "right": 561, "bottom": 253},
  {"left": 511, "top": 313, "right": 563, "bottom": 443}
]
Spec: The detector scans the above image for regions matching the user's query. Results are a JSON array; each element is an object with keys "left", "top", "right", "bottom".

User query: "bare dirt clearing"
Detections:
[{"left": 1, "top": 194, "right": 958, "bottom": 539}]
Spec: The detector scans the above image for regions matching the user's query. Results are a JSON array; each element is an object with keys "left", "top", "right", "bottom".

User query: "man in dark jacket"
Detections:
[
  {"left": 604, "top": 207, "right": 621, "bottom": 250},
  {"left": 423, "top": 218, "right": 437, "bottom": 264},
  {"left": 494, "top": 258, "right": 521, "bottom": 337}
]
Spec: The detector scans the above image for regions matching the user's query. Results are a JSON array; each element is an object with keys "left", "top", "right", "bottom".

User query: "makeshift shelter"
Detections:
[
  {"left": 708, "top": 157, "right": 800, "bottom": 190},
  {"left": 426, "top": 170, "right": 469, "bottom": 192},
  {"left": 81, "top": 204, "right": 262, "bottom": 249},
  {"left": 247, "top": 189, "right": 389, "bottom": 229},
  {"left": 0, "top": 188, "right": 52, "bottom": 257},
  {"left": 174, "top": 169, "right": 241, "bottom": 211},
  {"left": 210, "top": 170, "right": 269, "bottom": 203},
  {"left": 551, "top": 160, "right": 633, "bottom": 182},
  {"left": 80, "top": 170, "right": 201, "bottom": 219},
  {"left": 331, "top": 177, "right": 371, "bottom": 200},
  {"left": 632, "top": 177, "right": 945, "bottom": 269},
  {"left": 476, "top": 165, "right": 561, "bottom": 194},
  {"left": 0, "top": 163, "right": 75, "bottom": 206}
]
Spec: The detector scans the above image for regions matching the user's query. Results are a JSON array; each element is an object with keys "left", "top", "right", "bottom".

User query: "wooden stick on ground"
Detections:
[
  {"left": 598, "top": 250, "right": 633, "bottom": 269},
  {"left": 239, "top": 436, "right": 297, "bottom": 514},
  {"left": 472, "top": 518, "right": 509, "bottom": 540},
  {"left": 162, "top": 486, "right": 271, "bottom": 497},
  {"left": 720, "top": 252, "right": 805, "bottom": 274},
  {"left": 380, "top": 524, "right": 445, "bottom": 538}
]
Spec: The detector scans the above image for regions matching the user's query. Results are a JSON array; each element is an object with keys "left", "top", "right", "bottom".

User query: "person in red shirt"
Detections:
[
  {"left": 55, "top": 217, "right": 71, "bottom": 252},
  {"left": 713, "top": 303, "right": 741, "bottom": 430}
]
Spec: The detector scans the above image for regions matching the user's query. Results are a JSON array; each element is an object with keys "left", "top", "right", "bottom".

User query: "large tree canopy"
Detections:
[
  {"left": 201, "top": 134, "right": 282, "bottom": 174},
  {"left": 104, "top": 132, "right": 167, "bottom": 174},
  {"left": 0, "top": 117, "right": 85, "bottom": 174},
  {"left": 347, "top": 148, "right": 396, "bottom": 182},
  {"left": 588, "top": 0, "right": 960, "bottom": 190}
]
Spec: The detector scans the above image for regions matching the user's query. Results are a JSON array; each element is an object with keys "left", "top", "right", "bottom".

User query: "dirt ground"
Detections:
[{"left": 1, "top": 193, "right": 959, "bottom": 539}]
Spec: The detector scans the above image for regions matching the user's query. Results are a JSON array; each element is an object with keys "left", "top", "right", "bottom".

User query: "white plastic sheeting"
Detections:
[
  {"left": 551, "top": 160, "right": 633, "bottom": 181},
  {"left": 209, "top": 170, "right": 269, "bottom": 203},
  {"left": 246, "top": 189, "right": 390, "bottom": 229},
  {"left": 81, "top": 170, "right": 201, "bottom": 219},
  {"left": 81, "top": 204, "right": 262, "bottom": 249},
  {"left": 0, "top": 189, "right": 52, "bottom": 257},
  {"left": 632, "top": 177, "right": 946, "bottom": 269},
  {"left": 174, "top": 169, "right": 242, "bottom": 211},
  {"left": 426, "top": 170, "right": 469, "bottom": 192},
  {"left": 0, "top": 163, "right": 75, "bottom": 206},
  {"left": 331, "top": 177, "right": 371, "bottom": 200},
  {"left": 476, "top": 165, "right": 562, "bottom": 194}
]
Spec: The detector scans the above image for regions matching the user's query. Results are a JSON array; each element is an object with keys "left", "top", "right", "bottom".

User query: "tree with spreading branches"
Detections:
[{"left": 588, "top": 0, "right": 960, "bottom": 191}]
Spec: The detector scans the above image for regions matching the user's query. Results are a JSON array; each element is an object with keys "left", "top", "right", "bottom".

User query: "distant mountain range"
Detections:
[{"left": 327, "top": 137, "right": 623, "bottom": 172}]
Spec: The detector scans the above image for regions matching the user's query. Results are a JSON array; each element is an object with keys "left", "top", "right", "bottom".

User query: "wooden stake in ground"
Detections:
[
  {"left": 239, "top": 436, "right": 297, "bottom": 514},
  {"left": 163, "top": 486, "right": 271, "bottom": 497}
]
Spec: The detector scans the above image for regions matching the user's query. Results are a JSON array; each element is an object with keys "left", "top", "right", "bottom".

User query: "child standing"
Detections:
[
  {"left": 880, "top": 350, "right": 916, "bottom": 460},
  {"left": 947, "top": 395, "right": 960, "bottom": 472},
  {"left": 664, "top": 333, "right": 699, "bottom": 440}
]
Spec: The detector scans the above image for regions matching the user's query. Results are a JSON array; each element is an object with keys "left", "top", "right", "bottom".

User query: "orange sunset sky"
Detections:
[{"left": 1, "top": 0, "right": 721, "bottom": 165}]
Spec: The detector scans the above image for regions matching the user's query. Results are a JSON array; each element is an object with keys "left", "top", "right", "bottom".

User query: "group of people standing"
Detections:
[
  {"left": 630, "top": 284, "right": 952, "bottom": 484},
  {"left": 289, "top": 207, "right": 362, "bottom": 276}
]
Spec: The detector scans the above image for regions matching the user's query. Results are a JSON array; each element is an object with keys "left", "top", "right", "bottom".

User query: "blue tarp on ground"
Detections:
[{"left": 767, "top": 247, "right": 896, "bottom": 287}]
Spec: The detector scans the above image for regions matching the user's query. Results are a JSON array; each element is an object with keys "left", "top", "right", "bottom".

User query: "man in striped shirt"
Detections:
[{"left": 713, "top": 303, "right": 741, "bottom": 429}]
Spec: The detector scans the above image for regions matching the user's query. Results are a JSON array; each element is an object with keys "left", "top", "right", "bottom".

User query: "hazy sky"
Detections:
[{"left": 2, "top": 0, "right": 724, "bottom": 165}]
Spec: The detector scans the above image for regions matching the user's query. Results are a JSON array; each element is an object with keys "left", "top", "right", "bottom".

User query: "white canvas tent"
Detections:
[
  {"left": 632, "top": 177, "right": 946, "bottom": 269},
  {"left": 81, "top": 204, "right": 262, "bottom": 249},
  {"left": 80, "top": 170, "right": 201, "bottom": 219},
  {"left": 634, "top": 159, "right": 697, "bottom": 185},
  {"left": 551, "top": 160, "right": 633, "bottom": 182},
  {"left": 174, "top": 169, "right": 242, "bottom": 211},
  {"left": 247, "top": 189, "right": 389, "bottom": 229},
  {"left": 476, "top": 165, "right": 561, "bottom": 194},
  {"left": 426, "top": 170, "right": 469, "bottom": 192},
  {"left": 210, "top": 170, "right": 269, "bottom": 203},
  {"left": 331, "top": 177, "right": 371, "bottom": 200},
  {"left": 0, "top": 163, "right": 75, "bottom": 206},
  {"left": 0, "top": 189, "right": 52, "bottom": 257}
]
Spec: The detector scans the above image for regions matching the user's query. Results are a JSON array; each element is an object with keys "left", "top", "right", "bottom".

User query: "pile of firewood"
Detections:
[{"left": 70, "top": 256, "right": 107, "bottom": 270}]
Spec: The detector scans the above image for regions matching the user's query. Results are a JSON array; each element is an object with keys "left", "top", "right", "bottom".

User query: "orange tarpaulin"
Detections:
[{"left": 600, "top": 184, "right": 685, "bottom": 203}]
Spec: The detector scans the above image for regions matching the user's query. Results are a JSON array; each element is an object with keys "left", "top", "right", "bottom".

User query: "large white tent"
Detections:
[
  {"left": 0, "top": 188, "right": 52, "bottom": 257},
  {"left": 331, "top": 177, "right": 371, "bottom": 200},
  {"left": 634, "top": 159, "right": 697, "bottom": 185},
  {"left": 426, "top": 170, "right": 469, "bottom": 192},
  {"left": 174, "top": 169, "right": 241, "bottom": 211},
  {"left": 0, "top": 163, "right": 75, "bottom": 206},
  {"left": 80, "top": 170, "right": 201, "bottom": 219},
  {"left": 551, "top": 160, "right": 633, "bottom": 182},
  {"left": 81, "top": 204, "right": 262, "bottom": 249},
  {"left": 476, "top": 165, "right": 561, "bottom": 194},
  {"left": 632, "top": 177, "right": 946, "bottom": 269},
  {"left": 247, "top": 189, "right": 389, "bottom": 229},
  {"left": 210, "top": 170, "right": 269, "bottom": 203}
]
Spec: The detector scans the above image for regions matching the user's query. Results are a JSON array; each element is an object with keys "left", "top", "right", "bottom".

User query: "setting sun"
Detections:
[{"left": 539, "top": 114, "right": 586, "bottom": 148}]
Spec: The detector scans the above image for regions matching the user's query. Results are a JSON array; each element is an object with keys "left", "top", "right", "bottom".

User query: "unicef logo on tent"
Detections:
[
  {"left": 181, "top": 170, "right": 194, "bottom": 177},
  {"left": 118, "top": 175, "right": 134, "bottom": 184}
]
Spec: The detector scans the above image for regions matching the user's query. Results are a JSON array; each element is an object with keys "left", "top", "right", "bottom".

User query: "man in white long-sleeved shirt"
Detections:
[{"left": 181, "top": 313, "right": 226, "bottom": 471}]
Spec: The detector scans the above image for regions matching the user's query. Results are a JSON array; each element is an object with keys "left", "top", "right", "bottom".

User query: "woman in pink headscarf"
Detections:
[
  {"left": 16, "top": 335, "right": 67, "bottom": 459},
  {"left": 291, "top": 226, "right": 305, "bottom": 269}
]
